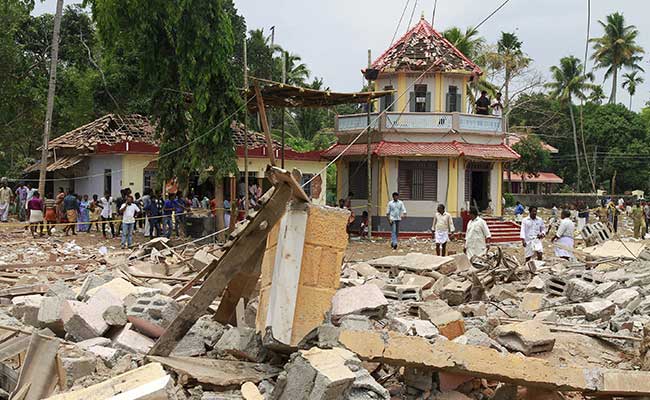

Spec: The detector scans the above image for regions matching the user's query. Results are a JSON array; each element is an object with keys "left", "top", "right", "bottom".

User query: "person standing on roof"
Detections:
[
  {"left": 431, "top": 204, "right": 454, "bottom": 256},
  {"left": 465, "top": 208, "right": 491, "bottom": 259},
  {"left": 386, "top": 192, "right": 406, "bottom": 250},
  {"left": 520, "top": 206, "right": 545, "bottom": 262}
]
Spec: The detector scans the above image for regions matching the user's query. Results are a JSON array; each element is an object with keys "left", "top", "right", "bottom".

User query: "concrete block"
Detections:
[
  {"left": 493, "top": 320, "right": 555, "bottom": 355},
  {"left": 76, "top": 337, "right": 111, "bottom": 350},
  {"left": 440, "top": 281, "right": 472, "bottom": 306},
  {"left": 87, "top": 345, "right": 121, "bottom": 368},
  {"left": 76, "top": 274, "right": 110, "bottom": 300},
  {"left": 575, "top": 300, "right": 616, "bottom": 321},
  {"left": 330, "top": 284, "right": 388, "bottom": 321},
  {"left": 257, "top": 204, "right": 348, "bottom": 347},
  {"left": 565, "top": 278, "right": 596, "bottom": 302},
  {"left": 61, "top": 300, "right": 109, "bottom": 341},
  {"left": 103, "top": 304, "right": 127, "bottom": 326},
  {"left": 430, "top": 275, "right": 452, "bottom": 295},
  {"left": 86, "top": 277, "right": 138, "bottom": 302},
  {"left": 191, "top": 248, "right": 217, "bottom": 272},
  {"left": 58, "top": 350, "right": 97, "bottom": 389},
  {"left": 215, "top": 326, "right": 266, "bottom": 362},
  {"left": 595, "top": 281, "right": 619, "bottom": 297},
  {"left": 10, "top": 294, "right": 43, "bottom": 327},
  {"left": 545, "top": 276, "right": 567, "bottom": 296},
  {"left": 46, "top": 280, "right": 77, "bottom": 300},
  {"left": 418, "top": 300, "right": 465, "bottom": 340},
  {"left": 382, "top": 284, "right": 421, "bottom": 301},
  {"left": 189, "top": 315, "right": 225, "bottom": 348},
  {"left": 127, "top": 294, "right": 181, "bottom": 338},
  {"left": 526, "top": 276, "right": 546, "bottom": 292},
  {"left": 400, "top": 273, "right": 434, "bottom": 290},
  {"left": 350, "top": 262, "right": 381, "bottom": 278},
  {"left": 37, "top": 295, "right": 66, "bottom": 335},
  {"left": 273, "top": 347, "right": 357, "bottom": 400},
  {"left": 113, "top": 324, "right": 154, "bottom": 354},
  {"left": 520, "top": 293, "right": 546, "bottom": 312},
  {"left": 607, "top": 288, "right": 641, "bottom": 308}
]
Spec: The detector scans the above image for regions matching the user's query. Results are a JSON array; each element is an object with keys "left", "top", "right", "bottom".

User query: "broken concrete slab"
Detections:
[
  {"left": 37, "top": 295, "right": 66, "bottom": 335},
  {"left": 452, "top": 328, "right": 507, "bottom": 353},
  {"left": 337, "top": 329, "right": 650, "bottom": 396},
  {"left": 565, "top": 278, "right": 596, "bottom": 302},
  {"left": 450, "top": 253, "right": 471, "bottom": 273},
  {"left": 575, "top": 300, "right": 616, "bottom": 321},
  {"left": 215, "top": 326, "right": 267, "bottom": 363},
  {"left": 349, "top": 262, "right": 382, "bottom": 279},
  {"left": 330, "top": 284, "right": 388, "bottom": 322},
  {"left": 113, "top": 323, "right": 155, "bottom": 354},
  {"left": 191, "top": 248, "right": 218, "bottom": 272},
  {"left": 389, "top": 317, "right": 439, "bottom": 339},
  {"left": 148, "top": 356, "right": 281, "bottom": 388},
  {"left": 46, "top": 362, "right": 173, "bottom": 400},
  {"left": 526, "top": 276, "right": 546, "bottom": 292},
  {"left": 520, "top": 293, "right": 546, "bottom": 312},
  {"left": 493, "top": 320, "right": 556, "bottom": 355},
  {"left": 607, "top": 288, "right": 641, "bottom": 308},
  {"left": 57, "top": 348, "right": 97, "bottom": 389},
  {"left": 418, "top": 300, "right": 465, "bottom": 340},
  {"left": 10, "top": 294, "right": 43, "bottom": 327},
  {"left": 338, "top": 315, "right": 373, "bottom": 331},
  {"left": 61, "top": 300, "right": 109, "bottom": 341},
  {"left": 103, "top": 304, "right": 127, "bottom": 326},
  {"left": 368, "top": 253, "right": 455, "bottom": 274},
  {"left": 400, "top": 273, "right": 434, "bottom": 290}
]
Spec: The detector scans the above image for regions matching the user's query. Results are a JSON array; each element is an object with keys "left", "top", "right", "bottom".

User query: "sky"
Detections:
[{"left": 34, "top": 0, "right": 650, "bottom": 111}]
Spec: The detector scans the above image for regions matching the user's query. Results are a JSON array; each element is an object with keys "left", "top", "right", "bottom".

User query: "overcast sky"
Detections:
[{"left": 34, "top": 0, "right": 650, "bottom": 110}]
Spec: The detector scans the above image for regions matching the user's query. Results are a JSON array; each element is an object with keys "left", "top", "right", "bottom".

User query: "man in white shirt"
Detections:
[
  {"left": 465, "top": 208, "right": 491, "bottom": 259},
  {"left": 552, "top": 209, "right": 574, "bottom": 260},
  {"left": 99, "top": 191, "right": 115, "bottom": 238},
  {"left": 432, "top": 204, "right": 455, "bottom": 256},
  {"left": 119, "top": 195, "right": 140, "bottom": 248},
  {"left": 520, "top": 206, "right": 546, "bottom": 262},
  {"left": 386, "top": 192, "right": 406, "bottom": 250}
]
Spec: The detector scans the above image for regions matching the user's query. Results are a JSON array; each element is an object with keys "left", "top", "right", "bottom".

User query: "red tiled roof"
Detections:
[
  {"left": 504, "top": 172, "right": 564, "bottom": 184},
  {"left": 370, "top": 16, "right": 481, "bottom": 75},
  {"left": 322, "top": 141, "right": 519, "bottom": 160}
]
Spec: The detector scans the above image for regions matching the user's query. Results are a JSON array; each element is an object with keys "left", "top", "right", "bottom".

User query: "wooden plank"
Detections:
[
  {"left": 266, "top": 166, "right": 309, "bottom": 202},
  {"left": 254, "top": 83, "right": 276, "bottom": 167},
  {"left": 0, "top": 284, "right": 49, "bottom": 298},
  {"left": 0, "top": 335, "right": 30, "bottom": 362},
  {"left": 213, "top": 255, "right": 263, "bottom": 326},
  {"left": 10, "top": 332, "right": 60, "bottom": 400},
  {"left": 149, "top": 182, "right": 293, "bottom": 356},
  {"left": 0, "top": 361, "right": 18, "bottom": 393},
  {"left": 0, "top": 259, "right": 96, "bottom": 271}
]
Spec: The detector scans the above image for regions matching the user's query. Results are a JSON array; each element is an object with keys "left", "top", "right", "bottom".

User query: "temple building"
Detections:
[{"left": 324, "top": 16, "right": 519, "bottom": 232}]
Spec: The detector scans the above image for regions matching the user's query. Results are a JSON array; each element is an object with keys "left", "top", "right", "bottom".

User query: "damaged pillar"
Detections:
[{"left": 257, "top": 203, "right": 349, "bottom": 347}]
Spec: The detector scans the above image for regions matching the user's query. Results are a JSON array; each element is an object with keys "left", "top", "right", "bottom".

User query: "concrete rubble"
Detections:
[{"left": 2, "top": 196, "right": 650, "bottom": 400}]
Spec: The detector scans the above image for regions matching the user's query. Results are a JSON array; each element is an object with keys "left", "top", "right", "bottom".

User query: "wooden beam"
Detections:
[
  {"left": 254, "top": 83, "right": 276, "bottom": 166},
  {"left": 149, "top": 182, "right": 293, "bottom": 356},
  {"left": 213, "top": 255, "right": 263, "bottom": 326}
]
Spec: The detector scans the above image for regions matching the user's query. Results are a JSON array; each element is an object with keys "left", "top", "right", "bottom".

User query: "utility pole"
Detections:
[
  {"left": 38, "top": 0, "right": 64, "bottom": 196},
  {"left": 243, "top": 37, "right": 249, "bottom": 212},
  {"left": 281, "top": 51, "right": 286, "bottom": 169},
  {"left": 366, "top": 49, "right": 373, "bottom": 239}
]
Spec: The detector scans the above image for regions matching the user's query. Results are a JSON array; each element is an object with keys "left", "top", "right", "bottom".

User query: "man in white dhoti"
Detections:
[
  {"left": 520, "top": 206, "right": 546, "bottom": 262},
  {"left": 465, "top": 208, "right": 491, "bottom": 259},
  {"left": 0, "top": 179, "right": 12, "bottom": 223},
  {"left": 552, "top": 209, "right": 574, "bottom": 260},
  {"left": 432, "top": 204, "right": 455, "bottom": 256}
]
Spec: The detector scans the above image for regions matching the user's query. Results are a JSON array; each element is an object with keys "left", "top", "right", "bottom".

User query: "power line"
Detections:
[
  {"left": 391, "top": 0, "right": 411, "bottom": 45},
  {"left": 473, "top": 0, "right": 511, "bottom": 31}
]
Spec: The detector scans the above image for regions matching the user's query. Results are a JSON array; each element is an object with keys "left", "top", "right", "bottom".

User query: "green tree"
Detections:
[
  {"left": 590, "top": 12, "right": 644, "bottom": 105},
  {"left": 622, "top": 71, "right": 644, "bottom": 110},
  {"left": 511, "top": 134, "right": 550, "bottom": 193},
  {"left": 442, "top": 26, "right": 485, "bottom": 59},
  {"left": 588, "top": 85, "right": 606, "bottom": 105},
  {"left": 247, "top": 29, "right": 274, "bottom": 80},
  {"left": 89, "top": 0, "right": 243, "bottom": 189},
  {"left": 546, "top": 56, "right": 594, "bottom": 192}
]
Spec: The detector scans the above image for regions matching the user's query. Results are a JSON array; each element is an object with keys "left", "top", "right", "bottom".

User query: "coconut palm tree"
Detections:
[
  {"left": 546, "top": 56, "right": 595, "bottom": 192},
  {"left": 590, "top": 12, "right": 644, "bottom": 104},
  {"left": 622, "top": 71, "right": 644, "bottom": 110},
  {"left": 588, "top": 85, "right": 606, "bottom": 105},
  {"left": 442, "top": 26, "right": 485, "bottom": 59}
]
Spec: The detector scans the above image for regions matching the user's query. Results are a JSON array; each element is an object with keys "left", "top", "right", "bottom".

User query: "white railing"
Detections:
[{"left": 336, "top": 112, "right": 503, "bottom": 134}]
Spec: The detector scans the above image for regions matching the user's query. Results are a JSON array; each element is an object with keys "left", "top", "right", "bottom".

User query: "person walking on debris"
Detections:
[
  {"left": 607, "top": 198, "right": 620, "bottom": 233},
  {"left": 644, "top": 200, "right": 650, "bottom": 236},
  {"left": 27, "top": 191, "right": 44, "bottom": 237},
  {"left": 386, "top": 192, "right": 406, "bottom": 250},
  {"left": 520, "top": 206, "right": 545, "bottom": 262},
  {"left": 99, "top": 191, "right": 115, "bottom": 238},
  {"left": 0, "top": 179, "right": 12, "bottom": 223},
  {"left": 119, "top": 195, "right": 140, "bottom": 249},
  {"left": 552, "top": 209, "right": 575, "bottom": 260},
  {"left": 432, "top": 204, "right": 454, "bottom": 256},
  {"left": 15, "top": 182, "right": 27, "bottom": 222},
  {"left": 632, "top": 201, "right": 646, "bottom": 239},
  {"left": 464, "top": 208, "right": 491, "bottom": 259},
  {"left": 63, "top": 190, "right": 79, "bottom": 236}
]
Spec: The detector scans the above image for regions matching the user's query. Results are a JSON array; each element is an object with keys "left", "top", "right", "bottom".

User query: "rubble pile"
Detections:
[{"left": 1, "top": 178, "right": 650, "bottom": 399}]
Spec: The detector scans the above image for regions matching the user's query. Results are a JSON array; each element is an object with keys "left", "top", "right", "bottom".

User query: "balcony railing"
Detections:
[{"left": 335, "top": 112, "right": 503, "bottom": 134}]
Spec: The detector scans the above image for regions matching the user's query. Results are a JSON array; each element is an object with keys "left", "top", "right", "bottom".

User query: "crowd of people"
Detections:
[{"left": 0, "top": 177, "right": 272, "bottom": 249}]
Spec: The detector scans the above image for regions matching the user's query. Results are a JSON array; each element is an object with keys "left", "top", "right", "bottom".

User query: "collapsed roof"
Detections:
[{"left": 370, "top": 16, "right": 482, "bottom": 75}]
